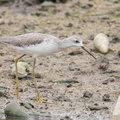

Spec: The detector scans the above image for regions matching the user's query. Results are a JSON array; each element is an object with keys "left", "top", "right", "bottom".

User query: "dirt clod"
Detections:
[
  {"left": 83, "top": 91, "right": 93, "bottom": 98},
  {"left": 118, "top": 51, "right": 120, "bottom": 57},
  {"left": 99, "top": 57, "right": 109, "bottom": 70},
  {"left": 102, "top": 94, "right": 110, "bottom": 101}
]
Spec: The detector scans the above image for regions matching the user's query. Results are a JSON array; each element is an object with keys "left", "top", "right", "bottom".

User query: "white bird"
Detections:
[{"left": 0, "top": 33, "right": 96, "bottom": 103}]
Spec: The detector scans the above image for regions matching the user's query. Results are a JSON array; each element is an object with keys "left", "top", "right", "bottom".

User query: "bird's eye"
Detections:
[{"left": 75, "top": 40, "right": 79, "bottom": 43}]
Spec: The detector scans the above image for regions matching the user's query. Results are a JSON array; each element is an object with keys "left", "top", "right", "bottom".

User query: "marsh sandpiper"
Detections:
[{"left": 0, "top": 33, "right": 96, "bottom": 102}]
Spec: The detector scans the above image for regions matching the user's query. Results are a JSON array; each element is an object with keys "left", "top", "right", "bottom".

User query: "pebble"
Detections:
[
  {"left": 38, "top": 85, "right": 52, "bottom": 89},
  {"left": 20, "top": 102, "right": 35, "bottom": 109},
  {"left": 0, "top": 91, "right": 9, "bottom": 98},
  {"left": 63, "top": 98, "right": 71, "bottom": 102},
  {"left": 98, "top": 15, "right": 110, "bottom": 20},
  {"left": 66, "top": 23, "right": 73, "bottom": 27},
  {"left": 88, "top": 34, "right": 94, "bottom": 40},
  {"left": 35, "top": 73, "right": 42, "bottom": 78},
  {"left": 5, "top": 102, "right": 30, "bottom": 119},
  {"left": 65, "top": 12, "right": 71, "bottom": 17},
  {"left": 102, "top": 94, "right": 110, "bottom": 101},
  {"left": 99, "top": 63, "right": 109, "bottom": 70},
  {"left": 68, "top": 66, "right": 75, "bottom": 71},
  {"left": 68, "top": 50, "right": 82, "bottom": 55},
  {"left": 99, "top": 57, "right": 109, "bottom": 70},
  {"left": 118, "top": 51, "right": 120, "bottom": 57},
  {"left": 93, "top": 33, "right": 109, "bottom": 54},
  {"left": 111, "top": 34, "right": 120, "bottom": 43},
  {"left": 109, "top": 77, "right": 116, "bottom": 82},
  {"left": 102, "top": 79, "right": 109, "bottom": 85},
  {"left": 69, "top": 62, "right": 75, "bottom": 65},
  {"left": 83, "top": 91, "right": 93, "bottom": 98},
  {"left": 0, "top": 52, "right": 4, "bottom": 56},
  {"left": 60, "top": 115, "right": 73, "bottom": 120},
  {"left": 0, "top": 18, "right": 5, "bottom": 25},
  {"left": 54, "top": 79, "right": 79, "bottom": 83},
  {"left": 111, "top": 0, "right": 120, "bottom": 3},
  {"left": 66, "top": 84, "right": 72, "bottom": 88},
  {"left": 10, "top": 62, "right": 30, "bottom": 78},
  {"left": 112, "top": 95, "right": 120, "bottom": 120},
  {"left": 39, "top": 1, "right": 55, "bottom": 11},
  {"left": 88, "top": 105, "right": 108, "bottom": 110},
  {"left": 80, "top": 3, "right": 93, "bottom": 9},
  {"left": 75, "top": 2, "right": 93, "bottom": 9}
]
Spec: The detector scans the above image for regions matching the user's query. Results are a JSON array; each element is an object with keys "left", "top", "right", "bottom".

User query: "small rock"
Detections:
[
  {"left": 63, "top": 98, "right": 71, "bottom": 102},
  {"left": 38, "top": 85, "right": 52, "bottom": 89},
  {"left": 83, "top": 91, "right": 93, "bottom": 98},
  {"left": 24, "top": 0, "right": 33, "bottom": 6},
  {"left": 35, "top": 73, "right": 42, "bottom": 78},
  {"left": 118, "top": 51, "right": 120, "bottom": 57},
  {"left": 102, "top": 94, "right": 110, "bottom": 101},
  {"left": 0, "top": 52, "right": 4, "bottom": 56},
  {"left": 111, "top": 0, "right": 120, "bottom": 3},
  {"left": 5, "top": 103, "right": 30, "bottom": 119},
  {"left": 111, "top": 35, "right": 120, "bottom": 43},
  {"left": 39, "top": 1, "right": 55, "bottom": 11},
  {"left": 20, "top": 102, "right": 35, "bottom": 109},
  {"left": 55, "top": 79, "right": 79, "bottom": 83},
  {"left": 88, "top": 34, "right": 94, "bottom": 40},
  {"left": 23, "top": 24, "right": 35, "bottom": 29},
  {"left": 0, "top": 91, "right": 9, "bottom": 98},
  {"left": 80, "top": 3, "right": 93, "bottom": 9},
  {"left": 102, "top": 79, "right": 109, "bottom": 84},
  {"left": 65, "top": 12, "right": 71, "bottom": 17},
  {"left": 75, "top": 2, "right": 93, "bottom": 9},
  {"left": 59, "top": 0, "right": 67, "bottom": 3},
  {"left": 74, "top": 71, "right": 81, "bottom": 75},
  {"left": 0, "top": 18, "right": 5, "bottom": 25},
  {"left": 98, "top": 15, "right": 110, "bottom": 20},
  {"left": 94, "top": 33, "right": 109, "bottom": 54},
  {"left": 68, "top": 66, "right": 75, "bottom": 71},
  {"left": 66, "top": 84, "right": 72, "bottom": 88},
  {"left": 88, "top": 105, "right": 108, "bottom": 110},
  {"left": 32, "top": 11, "right": 48, "bottom": 16},
  {"left": 99, "top": 57, "right": 109, "bottom": 70},
  {"left": 69, "top": 62, "right": 75, "bottom": 65},
  {"left": 109, "top": 77, "right": 116, "bottom": 82},
  {"left": 112, "top": 95, "right": 120, "bottom": 120},
  {"left": 99, "top": 63, "right": 109, "bottom": 70},
  {"left": 53, "top": 96, "right": 63, "bottom": 101},
  {"left": 68, "top": 50, "right": 82, "bottom": 55},
  {"left": 60, "top": 115, "right": 73, "bottom": 120},
  {"left": 10, "top": 62, "right": 30, "bottom": 78},
  {"left": 66, "top": 23, "right": 73, "bottom": 27},
  {"left": 102, "top": 77, "right": 116, "bottom": 84},
  {"left": 24, "top": 0, "right": 41, "bottom": 5}
]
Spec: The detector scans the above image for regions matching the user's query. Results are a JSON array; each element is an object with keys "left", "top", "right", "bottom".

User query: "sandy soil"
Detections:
[{"left": 0, "top": 0, "right": 120, "bottom": 120}]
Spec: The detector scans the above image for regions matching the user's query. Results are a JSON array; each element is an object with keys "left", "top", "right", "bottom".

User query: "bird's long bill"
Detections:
[{"left": 81, "top": 46, "right": 96, "bottom": 59}]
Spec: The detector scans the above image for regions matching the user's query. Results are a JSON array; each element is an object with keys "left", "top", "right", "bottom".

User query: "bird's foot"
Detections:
[{"left": 36, "top": 96, "right": 52, "bottom": 103}]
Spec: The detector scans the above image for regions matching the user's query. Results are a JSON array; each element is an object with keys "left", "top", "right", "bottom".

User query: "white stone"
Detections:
[
  {"left": 93, "top": 33, "right": 109, "bottom": 54},
  {"left": 112, "top": 95, "right": 120, "bottom": 120}
]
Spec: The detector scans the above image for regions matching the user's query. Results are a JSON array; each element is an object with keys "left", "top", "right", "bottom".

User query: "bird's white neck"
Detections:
[{"left": 58, "top": 38, "right": 72, "bottom": 50}]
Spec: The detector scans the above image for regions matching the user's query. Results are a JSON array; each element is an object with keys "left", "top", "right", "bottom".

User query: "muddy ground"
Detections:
[{"left": 0, "top": 0, "right": 120, "bottom": 120}]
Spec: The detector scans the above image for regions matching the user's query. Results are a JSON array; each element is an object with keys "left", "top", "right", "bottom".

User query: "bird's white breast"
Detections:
[{"left": 11, "top": 40, "right": 61, "bottom": 58}]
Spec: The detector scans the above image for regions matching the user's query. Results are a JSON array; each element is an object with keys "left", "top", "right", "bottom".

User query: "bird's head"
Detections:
[
  {"left": 67, "top": 35, "right": 83, "bottom": 47},
  {"left": 62, "top": 35, "right": 96, "bottom": 59}
]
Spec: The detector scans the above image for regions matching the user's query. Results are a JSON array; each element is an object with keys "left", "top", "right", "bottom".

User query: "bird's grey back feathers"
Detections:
[{"left": 0, "top": 33, "right": 59, "bottom": 47}]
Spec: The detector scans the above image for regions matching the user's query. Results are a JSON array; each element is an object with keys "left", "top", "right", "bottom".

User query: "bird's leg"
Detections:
[
  {"left": 32, "top": 58, "right": 43, "bottom": 102},
  {"left": 32, "top": 58, "right": 50, "bottom": 103},
  {"left": 15, "top": 54, "right": 26, "bottom": 99}
]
